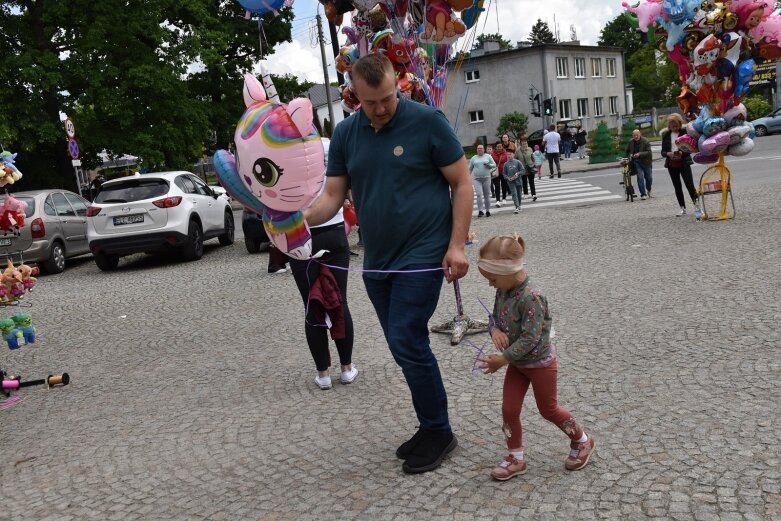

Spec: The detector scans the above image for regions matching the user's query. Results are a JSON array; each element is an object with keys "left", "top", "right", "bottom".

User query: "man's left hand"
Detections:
[{"left": 442, "top": 246, "right": 469, "bottom": 283}]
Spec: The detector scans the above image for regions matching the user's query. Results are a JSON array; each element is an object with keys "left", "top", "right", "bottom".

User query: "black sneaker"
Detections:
[
  {"left": 485, "top": 211, "right": 491, "bottom": 217},
  {"left": 396, "top": 428, "right": 424, "bottom": 459},
  {"left": 401, "top": 430, "right": 458, "bottom": 474},
  {"left": 477, "top": 211, "right": 484, "bottom": 217}
]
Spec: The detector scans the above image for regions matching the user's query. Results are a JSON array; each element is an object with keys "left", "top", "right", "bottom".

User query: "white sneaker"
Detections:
[
  {"left": 340, "top": 366, "right": 358, "bottom": 384},
  {"left": 314, "top": 375, "right": 332, "bottom": 390},
  {"left": 676, "top": 207, "right": 686, "bottom": 217},
  {"left": 647, "top": 190, "right": 652, "bottom": 198},
  {"left": 514, "top": 208, "right": 519, "bottom": 214},
  {"left": 496, "top": 200, "right": 502, "bottom": 207},
  {"left": 640, "top": 195, "right": 646, "bottom": 200}
]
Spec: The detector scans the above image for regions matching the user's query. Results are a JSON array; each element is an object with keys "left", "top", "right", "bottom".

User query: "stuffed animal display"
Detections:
[{"left": 0, "top": 194, "right": 28, "bottom": 234}]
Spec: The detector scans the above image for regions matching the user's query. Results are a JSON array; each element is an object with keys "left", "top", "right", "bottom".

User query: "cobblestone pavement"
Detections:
[{"left": 1, "top": 176, "right": 779, "bottom": 521}]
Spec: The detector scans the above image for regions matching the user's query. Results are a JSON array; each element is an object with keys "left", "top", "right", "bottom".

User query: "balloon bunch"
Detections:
[
  {"left": 322, "top": 0, "right": 481, "bottom": 110},
  {"left": 213, "top": 73, "right": 325, "bottom": 259},
  {"left": 622, "top": 0, "right": 779, "bottom": 163}
]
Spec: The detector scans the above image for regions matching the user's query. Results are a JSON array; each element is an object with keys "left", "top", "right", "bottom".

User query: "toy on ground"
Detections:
[
  {"left": 431, "top": 279, "right": 489, "bottom": 345},
  {"left": 11, "top": 314, "right": 35, "bottom": 343},
  {"left": 0, "top": 318, "right": 25, "bottom": 349}
]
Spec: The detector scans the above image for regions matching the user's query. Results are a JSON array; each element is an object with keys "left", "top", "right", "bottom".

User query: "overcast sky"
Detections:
[{"left": 260, "top": 0, "right": 626, "bottom": 83}]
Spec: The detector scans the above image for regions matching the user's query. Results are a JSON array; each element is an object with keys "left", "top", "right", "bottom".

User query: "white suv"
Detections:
[{"left": 86, "top": 172, "right": 234, "bottom": 271}]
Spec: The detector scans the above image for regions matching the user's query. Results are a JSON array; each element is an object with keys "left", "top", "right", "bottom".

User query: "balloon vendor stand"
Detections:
[
  {"left": 0, "top": 149, "right": 70, "bottom": 411},
  {"left": 698, "top": 154, "right": 736, "bottom": 221},
  {"left": 431, "top": 279, "right": 489, "bottom": 345}
]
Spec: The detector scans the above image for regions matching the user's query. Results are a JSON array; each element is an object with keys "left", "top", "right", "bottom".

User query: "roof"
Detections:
[
  {"left": 305, "top": 84, "right": 341, "bottom": 108},
  {"left": 457, "top": 42, "right": 625, "bottom": 65}
]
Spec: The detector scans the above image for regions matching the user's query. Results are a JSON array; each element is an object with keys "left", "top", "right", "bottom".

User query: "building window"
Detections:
[
  {"left": 556, "top": 57, "right": 569, "bottom": 78},
  {"left": 469, "top": 110, "right": 484, "bottom": 123},
  {"left": 574, "top": 58, "right": 586, "bottom": 78},
  {"left": 609, "top": 96, "right": 619, "bottom": 114},
  {"left": 577, "top": 98, "right": 589, "bottom": 118},
  {"left": 559, "top": 99, "right": 571, "bottom": 119},
  {"left": 591, "top": 58, "right": 602, "bottom": 77},
  {"left": 594, "top": 97, "right": 604, "bottom": 116},
  {"left": 465, "top": 70, "right": 480, "bottom": 83},
  {"left": 606, "top": 58, "right": 616, "bottom": 77}
]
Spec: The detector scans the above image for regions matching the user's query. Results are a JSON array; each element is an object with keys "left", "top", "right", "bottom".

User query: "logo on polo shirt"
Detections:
[{"left": 393, "top": 146, "right": 404, "bottom": 157}]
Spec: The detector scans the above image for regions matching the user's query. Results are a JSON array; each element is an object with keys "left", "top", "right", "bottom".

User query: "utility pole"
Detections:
[
  {"left": 316, "top": 14, "right": 336, "bottom": 132},
  {"left": 328, "top": 19, "right": 350, "bottom": 119}
]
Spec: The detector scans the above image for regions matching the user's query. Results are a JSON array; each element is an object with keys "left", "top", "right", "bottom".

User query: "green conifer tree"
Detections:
[{"left": 589, "top": 122, "right": 618, "bottom": 164}]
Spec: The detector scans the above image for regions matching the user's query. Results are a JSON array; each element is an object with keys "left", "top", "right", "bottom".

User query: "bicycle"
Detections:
[{"left": 618, "top": 157, "right": 637, "bottom": 202}]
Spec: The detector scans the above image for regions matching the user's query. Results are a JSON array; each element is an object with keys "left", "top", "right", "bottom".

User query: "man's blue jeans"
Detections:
[
  {"left": 363, "top": 267, "right": 450, "bottom": 432},
  {"left": 633, "top": 160, "right": 653, "bottom": 196}
]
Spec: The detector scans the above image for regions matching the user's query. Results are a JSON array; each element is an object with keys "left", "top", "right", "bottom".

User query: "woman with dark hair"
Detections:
[{"left": 660, "top": 114, "right": 698, "bottom": 217}]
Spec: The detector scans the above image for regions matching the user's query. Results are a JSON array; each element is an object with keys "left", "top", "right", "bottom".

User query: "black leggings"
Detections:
[
  {"left": 492, "top": 176, "right": 508, "bottom": 201},
  {"left": 667, "top": 166, "right": 698, "bottom": 208},
  {"left": 289, "top": 222, "right": 354, "bottom": 371},
  {"left": 522, "top": 174, "right": 536, "bottom": 196}
]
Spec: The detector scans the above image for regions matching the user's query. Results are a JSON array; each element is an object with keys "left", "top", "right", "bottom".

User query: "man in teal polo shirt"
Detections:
[{"left": 303, "top": 53, "right": 472, "bottom": 474}]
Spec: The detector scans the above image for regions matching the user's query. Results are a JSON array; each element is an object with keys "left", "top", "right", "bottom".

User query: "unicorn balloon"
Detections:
[{"left": 213, "top": 73, "right": 325, "bottom": 260}]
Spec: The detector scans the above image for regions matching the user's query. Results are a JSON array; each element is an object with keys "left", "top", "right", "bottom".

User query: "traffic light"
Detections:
[
  {"left": 543, "top": 98, "right": 553, "bottom": 116},
  {"left": 531, "top": 93, "right": 541, "bottom": 117}
]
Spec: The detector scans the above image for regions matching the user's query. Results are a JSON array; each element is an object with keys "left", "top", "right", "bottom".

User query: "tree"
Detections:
[
  {"left": 627, "top": 46, "right": 679, "bottom": 109},
  {"left": 742, "top": 94, "right": 773, "bottom": 121},
  {"left": 472, "top": 33, "right": 513, "bottom": 50},
  {"left": 589, "top": 122, "right": 618, "bottom": 164},
  {"left": 598, "top": 14, "right": 644, "bottom": 77},
  {"left": 0, "top": 1, "right": 293, "bottom": 189},
  {"left": 496, "top": 112, "right": 529, "bottom": 140},
  {"left": 528, "top": 19, "right": 557, "bottom": 46}
]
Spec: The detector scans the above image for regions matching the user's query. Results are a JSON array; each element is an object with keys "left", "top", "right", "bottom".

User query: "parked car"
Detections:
[
  {"left": 749, "top": 107, "right": 781, "bottom": 136},
  {"left": 526, "top": 129, "right": 545, "bottom": 151},
  {"left": 86, "top": 172, "right": 234, "bottom": 271},
  {"left": 0, "top": 190, "right": 92, "bottom": 273},
  {"left": 242, "top": 208, "right": 270, "bottom": 253}
]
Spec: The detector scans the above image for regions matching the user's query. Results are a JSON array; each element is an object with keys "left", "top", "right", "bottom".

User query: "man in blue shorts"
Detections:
[{"left": 303, "top": 53, "right": 472, "bottom": 474}]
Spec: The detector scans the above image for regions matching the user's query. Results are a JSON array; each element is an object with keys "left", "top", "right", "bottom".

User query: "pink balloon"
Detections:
[
  {"left": 675, "top": 134, "right": 699, "bottom": 154},
  {"left": 234, "top": 73, "right": 325, "bottom": 214}
]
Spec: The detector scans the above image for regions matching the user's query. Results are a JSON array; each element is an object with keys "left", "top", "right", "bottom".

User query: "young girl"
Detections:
[
  {"left": 477, "top": 235, "right": 594, "bottom": 481},
  {"left": 532, "top": 145, "right": 545, "bottom": 180}
]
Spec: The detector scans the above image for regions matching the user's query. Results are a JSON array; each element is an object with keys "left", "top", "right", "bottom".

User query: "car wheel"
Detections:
[
  {"left": 754, "top": 125, "right": 768, "bottom": 137},
  {"left": 245, "top": 237, "right": 261, "bottom": 254},
  {"left": 94, "top": 252, "right": 119, "bottom": 271},
  {"left": 43, "top": 241, "right": 66, "bottom": 274},
  {"left": 182, "top": 220, "right": 204, "bottom": 261},
  {"left": 218, "top": 211, "right": 235, "bottom": 246}
]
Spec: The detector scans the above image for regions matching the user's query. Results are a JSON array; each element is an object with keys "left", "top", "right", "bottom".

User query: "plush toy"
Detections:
[
  {"left": 0, "top": 194, "right": 28, "bottom": 233},
  {"left": 0, "top": 151, "right": 23, "bottom": 187},
  {"left": 0, "top": 318, "right": 25, "bottom": 350},
  {"left": 1, "top": 259, "right": 25, "bottom": 302},
  {"left": 18, "top": 263, "right": 37, "bottom": 292},
  {"left": 10, "top": 314, "right": 35, "bottom": 344}
]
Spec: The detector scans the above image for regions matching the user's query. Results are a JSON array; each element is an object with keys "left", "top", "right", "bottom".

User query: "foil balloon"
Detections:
[
  {"left": 622, "top": 0, "right": 664, "bottom": 32},
  {"left": 214, "top": 73, "right": 325, "bottom": 259},
  {"left": 729, "top": 137, "right": 754, "bottom": 156},
  {"left": 727, "top": 124, "right": 750, "bottom": 145},
  {"left": 675, "top": 134, "right": 699, "bottom": 153},
  {"left": 734, "top": 58, "right": 754, "bottom": 98},
  {"left": 238, "top": 0, "right": 293, "bottom": 16},
  {"left": 461, "top": 0, "right": 486, "bottom": 29},
  {"left": 420, "top": 0, "right": 467, "bottom": 44}
]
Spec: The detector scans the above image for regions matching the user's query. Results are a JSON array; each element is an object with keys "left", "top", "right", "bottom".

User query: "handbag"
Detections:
[{"left": 490, "top": 166, "right": 499, "bottom": 178}]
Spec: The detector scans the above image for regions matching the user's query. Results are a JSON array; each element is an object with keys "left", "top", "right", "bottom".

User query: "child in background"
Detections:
[
  {"left": 532, "top": 146, "right": 545, "bottom": 180},
  {"left": 477, "top": 234, "right": 595, "bottom": 481}
]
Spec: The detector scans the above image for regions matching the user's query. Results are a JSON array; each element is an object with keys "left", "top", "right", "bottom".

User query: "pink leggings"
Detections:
[{"left": 501, "top": 360, "right": 583, "bottom": 449}]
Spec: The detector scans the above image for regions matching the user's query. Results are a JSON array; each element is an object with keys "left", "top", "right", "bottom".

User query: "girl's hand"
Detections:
[
  {"left": 491, "top": 329, "right": 510, "bottom": 350},
  {"left": 477, "top": 354, "right": 508, "bottom": 374}
]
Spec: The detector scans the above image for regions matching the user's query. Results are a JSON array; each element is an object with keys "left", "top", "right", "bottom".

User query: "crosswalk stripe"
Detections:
[{"left": 472, "top": 176, "right": 622, "bottom": 213}]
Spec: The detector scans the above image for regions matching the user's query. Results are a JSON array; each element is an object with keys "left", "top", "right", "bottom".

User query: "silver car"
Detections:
[
  {"left": 0, "top": 190, "right": 92, "bottom": 273},
  {"left": 750, "top": 107, "right": 781, "bottom": 137}
]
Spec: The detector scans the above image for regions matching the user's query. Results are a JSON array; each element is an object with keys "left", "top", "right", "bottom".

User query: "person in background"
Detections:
[
  {"left": 561, "top": 127, "right": 573, "bottom": 160},
  {"left": 575, "top": 129, "right": 588, "bottom": 160},
  {"left": 532, "top": 145, "right": 545, "bottom": 180},
  {"left": 660, "top": 113, "right": 698, "bottom": 216},
  {"left": 469, "top": 144, "right": 495, "bottom": 217},
  {"left": 515, "top": 135, "right": 537, "bottom": 202},
  {"left": 491, "top": 142, "right": 509, "bottom": 206},
  {"left": 541, "top": 125, "right": 562, "bottom": 178},
  {"left": 625, "top": 129, "right": 653, "bottom": 200},
  {"left": 502, "top": 148, "right": 524, "bottom": 213}
]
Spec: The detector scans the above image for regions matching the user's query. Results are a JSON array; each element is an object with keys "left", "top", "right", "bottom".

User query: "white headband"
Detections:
[{"left": 477, "top": 258, "right": 525, "bottom": 275}]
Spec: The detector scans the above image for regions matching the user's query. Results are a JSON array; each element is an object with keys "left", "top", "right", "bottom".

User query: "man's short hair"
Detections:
[{"left": 352, "top": 54, "right": 394, "bottom": 87}]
